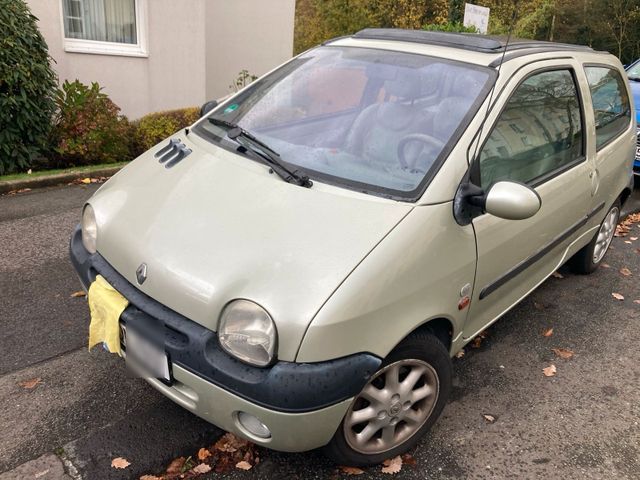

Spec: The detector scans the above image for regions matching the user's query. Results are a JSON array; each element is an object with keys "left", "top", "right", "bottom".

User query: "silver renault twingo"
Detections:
[{"left": 71, "top": 29, "right": 635, "bottom": 465}]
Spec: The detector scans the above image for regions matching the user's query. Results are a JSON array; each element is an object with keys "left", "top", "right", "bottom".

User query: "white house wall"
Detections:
[
  {"left": 27, "top": 0, "right": 295, "bottom": 120},
  {"left": 204, "top": 0, "right": 296, "bottom": 102}
]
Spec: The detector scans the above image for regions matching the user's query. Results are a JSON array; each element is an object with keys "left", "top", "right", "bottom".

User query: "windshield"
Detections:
[
  {"left": 628, "top": 60, "right": 640, "bottom": 80},
  {"left": 194, "top": 46, "right": 494, "bottom": 199}
]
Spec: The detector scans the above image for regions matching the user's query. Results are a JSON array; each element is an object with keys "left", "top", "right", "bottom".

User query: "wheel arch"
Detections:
[{"left": 397, "top": 317, "right": 455, "bottom": 355}]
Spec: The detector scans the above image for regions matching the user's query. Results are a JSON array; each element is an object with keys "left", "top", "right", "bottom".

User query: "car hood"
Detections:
[{"left": 89, "top": 134, "right": 413, "bottom": 361}]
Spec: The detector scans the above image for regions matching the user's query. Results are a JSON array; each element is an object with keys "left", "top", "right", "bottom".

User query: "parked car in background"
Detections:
[
  {"left": 71, "top": 30, "right": 635, "bottom": 466},
  {"left": 625, "top": 59, "right": 640, "bottom": 176}
]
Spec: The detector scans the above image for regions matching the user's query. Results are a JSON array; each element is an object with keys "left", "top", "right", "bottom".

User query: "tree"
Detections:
[{"left": 0, "top": 0, "right": 57, "bottom": 174}]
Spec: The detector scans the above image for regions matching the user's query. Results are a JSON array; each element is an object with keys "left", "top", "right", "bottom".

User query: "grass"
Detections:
[{"left": 0, "top": 161, "right": 128, "bottom": 183}]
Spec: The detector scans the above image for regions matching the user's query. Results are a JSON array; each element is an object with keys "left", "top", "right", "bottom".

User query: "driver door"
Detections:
[{"left": 463, "top": 62, "right": 595, "bottom": 340}]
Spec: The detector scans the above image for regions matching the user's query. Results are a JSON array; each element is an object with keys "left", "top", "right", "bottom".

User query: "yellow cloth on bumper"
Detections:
[{"left": 88, "top": 275, "right": 129, "bottom": 355}]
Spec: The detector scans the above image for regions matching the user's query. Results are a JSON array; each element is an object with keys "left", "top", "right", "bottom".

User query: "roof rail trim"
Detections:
[{"left": 353, "top": 28, "right": 504, "bottom": 53}]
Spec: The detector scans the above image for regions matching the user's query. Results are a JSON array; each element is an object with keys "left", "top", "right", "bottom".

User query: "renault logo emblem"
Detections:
[{"left": 136, "top": 263, "right": 148, "bottom": 285}]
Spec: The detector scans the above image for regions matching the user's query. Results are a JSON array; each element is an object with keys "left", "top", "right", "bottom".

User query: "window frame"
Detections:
[
  {"left": 59, "top": 0, "right": 149, "bottom": 57},
  {"left": 471, "top": 65, "right": 587, "bottom": 190},
  {"left": 583, "top": 63, "right": 633, "bottom": 152}
]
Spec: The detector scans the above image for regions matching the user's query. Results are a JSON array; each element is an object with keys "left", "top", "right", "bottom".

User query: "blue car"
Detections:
[{"left": 626, "top": 59, "right": 640, "bottom": 175}]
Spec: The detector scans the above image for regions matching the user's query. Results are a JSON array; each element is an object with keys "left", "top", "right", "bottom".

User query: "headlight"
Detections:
[
  {"left": 81, "top": 204, "right": 97, "bottom": 254},
  {"left": 218, "top": 300, "right": 277, "bottom": 367}
]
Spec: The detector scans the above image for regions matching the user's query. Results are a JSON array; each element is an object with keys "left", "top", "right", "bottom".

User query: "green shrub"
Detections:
[
  {"left": 422, "top": 22, "right": 478, "bottom": 33},
  {"left": 0, "top": 0, "right": 57, "bottom": 174},
  {"left": 50, "top": 80, "right": 132, "bottom": 167},
  {"left": 132, "top": 107, "right": 200, "bottom": 156}
]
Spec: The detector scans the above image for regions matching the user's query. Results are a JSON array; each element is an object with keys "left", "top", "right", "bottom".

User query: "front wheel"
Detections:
[
  {"left": 323, "top": 332, "right": 451, "bottom": 467},
  {"left": 569, "top": 200, "right": 620, "bottom": 274}
]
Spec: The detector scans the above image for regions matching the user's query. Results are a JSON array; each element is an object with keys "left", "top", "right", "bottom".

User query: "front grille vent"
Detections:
[{"left": 155, "top": 138, "right": 192, "bottom": 169}]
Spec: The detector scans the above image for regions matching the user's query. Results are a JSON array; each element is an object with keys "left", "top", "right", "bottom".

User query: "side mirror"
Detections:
[
  {"left": 484, "top": 181, "right": 542, "bottom": 220},
  {"left": 199, "top": 100, "right": 219, "bottom": 117}
]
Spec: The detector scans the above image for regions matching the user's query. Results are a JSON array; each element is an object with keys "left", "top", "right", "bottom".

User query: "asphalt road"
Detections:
[{"left": 1, "top": 183, "right": 639, "bottom": 480}]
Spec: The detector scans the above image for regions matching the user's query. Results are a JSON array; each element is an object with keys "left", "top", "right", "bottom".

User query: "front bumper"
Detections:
[{"left": 69, "top": 225, "right": 381, "bottom": 450}]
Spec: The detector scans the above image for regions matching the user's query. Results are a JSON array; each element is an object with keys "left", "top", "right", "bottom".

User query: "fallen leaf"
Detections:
[
  {"left": 552, "top": 271, "right": 564, "bottom": 279},
  {"left": 80, "top": 177, "right": 91, "bottom": 184},
  {"left": 455, "top": 350, "right": 465, "bottom": 359},
  {"left": 197, "top": 448, "right": 211, "bottom": 461},
  {"left": 471, "top": 336, "right": 483, "bottom": 348},
  {"left": 166, "top": 457, "right": 185, "bottom": 474},
  {"left": 19, "top": 378, "right": 42, "bottom": 389},
  {"left": 533, "top": 301, "right": 545, "bottom": 310},
  {"left": 192, "top": 463, "right": 212, "bottom": 474},
  {"left": 111, "top": 458, "right": 130, "bottom": 469},
  {"left": 633, "top": 299, "right": 640, "bottom": 304},
  {"left": 620, "top": 267, "right": 632, "bottom": 276},
  {"left": 235, "top": 461, "right": 252, "bottom": 471},
  {"left": 70, "top": 290, "right": 86, "bottom": 298},
  {"left": 213, "top": 433, "right": 248, "bottom": 453},
  {"left": 631, "top": 237, "right": 638, "bottom": 241},
  {"left": 625, "top": 240, "right": 633, "bottom": 244},
  {"left": 612, "top": 292, "right": 625, "bottom": 301},
  {"left": 543, "top": 328, "right": 553, "bottom": 337},
  {"left": 140, "top": 476, "right": 162, "bottom": 480},
  {"left": 552, "top": 348, "right": 574, "bottom": 359},
  {"left": 339, "top": 466, "right": 365, "bottom": 475},
  {"left": 401, "top": 454, "right": 417, "bottom": 467},
  {"left": 483, "top": 414, "right": 496, "bottom": 423},
  {"left": 601, "top": 263, "right": 611, "bottom": 268},
  {"left": 381, "top": 456, "right": 403, "bottom": 474},
  {"left": 543, "top": 364, "right": 557, "bottom": 377}
]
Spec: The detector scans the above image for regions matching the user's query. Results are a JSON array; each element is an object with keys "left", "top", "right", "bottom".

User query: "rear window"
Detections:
[{"left": 584, "top": 66, "right": 631, "bottom": 149}]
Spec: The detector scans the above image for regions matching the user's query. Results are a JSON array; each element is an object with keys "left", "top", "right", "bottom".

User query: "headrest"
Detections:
[{"left": 384, "top": 69, "right": 421, "bottom": 100}]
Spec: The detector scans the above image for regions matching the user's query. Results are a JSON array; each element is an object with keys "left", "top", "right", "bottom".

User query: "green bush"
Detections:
[
  {"left": 422, "top": 22, "right": 478, "bottom": 33},
  {"left": 132, "top": 107, "right": 200, "bottom": 156},
  {"left": 0, "top": 0, "right": 57, "bottom": 175},
  {"left": 50, "top": 80, "right": 132, "bottom": 167}
]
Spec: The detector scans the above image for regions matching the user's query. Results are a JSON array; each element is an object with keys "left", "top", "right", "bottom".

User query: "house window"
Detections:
[{"left": 61, "top": 0, "right": 148, "bottom": 57}]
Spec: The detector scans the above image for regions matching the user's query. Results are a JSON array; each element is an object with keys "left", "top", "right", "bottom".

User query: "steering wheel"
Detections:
[{"left": 397, "top": 133, "right": 444, "bottom": 173}]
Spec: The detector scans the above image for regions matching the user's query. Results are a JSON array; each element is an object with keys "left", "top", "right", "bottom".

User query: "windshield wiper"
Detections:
[
  {"left": 208, "top": 118, "right": 312, "bottom": 188},
  {"left": 628, "top": 75, "right": 640, "bottom": 82}
]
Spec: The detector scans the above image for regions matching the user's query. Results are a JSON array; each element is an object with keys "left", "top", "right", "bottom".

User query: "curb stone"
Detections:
[
  {"left": 0, "top": 167, "right": 122, "bottom": 195},
  {"left": 0, "top": 454, "right": 72, "bottom": 480}
]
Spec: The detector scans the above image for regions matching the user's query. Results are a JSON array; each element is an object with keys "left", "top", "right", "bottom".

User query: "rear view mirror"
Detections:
[
  {"left": 484, "top": 181, "right": 541, "bottom": 220},
  {"left": 200, "top": 100, "right": 219, "bottom": 117}
]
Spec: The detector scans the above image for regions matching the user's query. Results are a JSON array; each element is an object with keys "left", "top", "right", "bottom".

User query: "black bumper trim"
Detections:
[{"left": 69, "top": 225, "right": 381, "bottom": 413}]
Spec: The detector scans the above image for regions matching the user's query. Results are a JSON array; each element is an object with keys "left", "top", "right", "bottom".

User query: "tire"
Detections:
[
  {"left": 569, "top": 199, "right": 621, "bottom": 274},
  {"left": 323, "top": 332, "right": 452, "bottom": 467}
]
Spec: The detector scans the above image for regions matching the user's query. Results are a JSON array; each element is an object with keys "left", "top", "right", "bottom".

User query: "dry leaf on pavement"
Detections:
[
  {"left": 235, "top": 461, "right": 252, "bottom": 470},
  {"left": 612, "top": 292, "right": 625, "bottom": 301},
  {"left": 140, "top": 476, "right": 162, "bottom": 480},
  {"left": 552, "top": 348, "right": 574, "bottom": 359},
  {"left": 483, "top": 414, "right": 496, "bottom": 423},
  {"left": 634, "top": 300, "right": 640, "bottom": 305},
  {"left": 197, "top": 448, "right": 211, "bottom": 461},
  {"left": 455, "top": 350, "right": 465, "bottom": 359},
  {"left": 601, "top": 263, "right": 611, "bottom": 268},
  {"left": 111, "top": 458, "right": 130, "bottom": 469},
  {"left": 543, "top": 364, "right": 557, "bottom": 377},
  {"left": 620, "top": 267, "right": 632, "bottom": 276},
  {"left": 381, "top": 456, "right": 403, "bottom": 474},
  {"left": 552, "top": 271, "right": 564, "bottom": 279},
  {"left": 543, "top": 328, "right": 553, "bottom": 337},
  {"left": 401, "top": 454, "right": 417, "bottom": 467},
  {"left": 339, "top": 466, "right": 365, "bottom": 475},
  {"left": 166, "top": 457, "right": 186, "bottom": 474},
  {"left": 80, "top": 177, "right": 92, "bottom": 184},
  {"left": 192, "top": 463, "right": 212, "bottom": 474},
  {"left": 19, "top": 378, "right": 42, "bottom": 389},
  {"left": 70, "top": 290, "right": 86, "bottom": 298},
  {"left": 631, "top": 237, "right": 638, "bottom": 241}
]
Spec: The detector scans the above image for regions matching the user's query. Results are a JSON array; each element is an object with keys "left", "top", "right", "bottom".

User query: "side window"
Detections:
[
  {"left": 584, "top": 66, "right": 631, "bottom": 149},
  {"left": 478, "top": 69, "right": 583, "bottom": 190}
]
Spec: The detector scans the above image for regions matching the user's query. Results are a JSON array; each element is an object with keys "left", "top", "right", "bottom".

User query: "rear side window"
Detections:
[
  {"left": 584, "top": 66, "right": 631, "bottom": 149},
  {"left": 478, "top": 69, "right": 583, "bottom": 190}
]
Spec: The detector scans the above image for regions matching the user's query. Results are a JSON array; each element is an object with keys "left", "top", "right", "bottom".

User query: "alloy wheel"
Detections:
[
  {"left": 343, "top": 359, "right": 439, "bottom": 454},
  {"left": 593, "top": 206, "right": 619, "bottom": 264}
]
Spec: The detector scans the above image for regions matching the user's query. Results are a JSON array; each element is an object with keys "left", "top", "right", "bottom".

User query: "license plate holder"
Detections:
[{"left": 123, "top": 324, "right": 172, "bottom": 382}]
